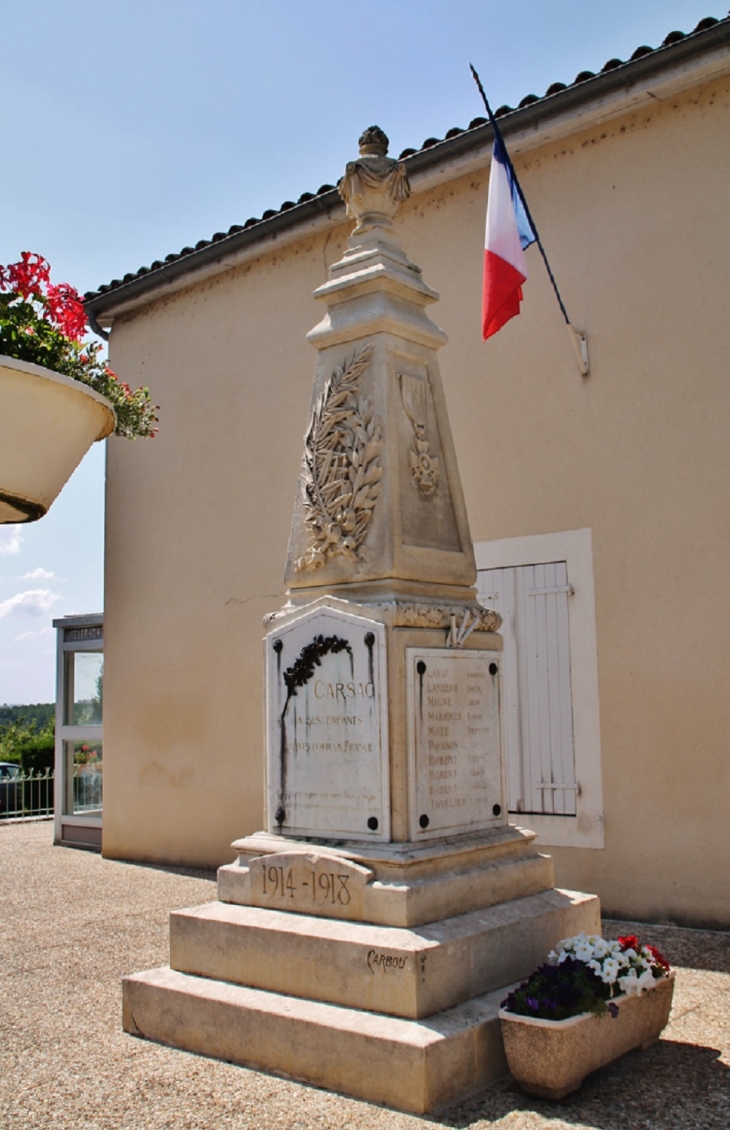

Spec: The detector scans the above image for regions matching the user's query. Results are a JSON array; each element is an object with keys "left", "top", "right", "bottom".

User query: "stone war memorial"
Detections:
[{"left": 123, "top": 127, "right": 599, "bottom": 1114}]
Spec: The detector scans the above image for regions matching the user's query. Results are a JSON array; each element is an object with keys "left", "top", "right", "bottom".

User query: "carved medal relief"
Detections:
[
  {"left": 296, "top": 345, "right": 383, "bottom": 573},
  {"left": 399, "top": 372, "right": 439, "bottom": 498}
]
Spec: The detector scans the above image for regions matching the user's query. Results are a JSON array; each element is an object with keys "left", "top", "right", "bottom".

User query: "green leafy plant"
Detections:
[
  {"left": 0, "top": 715, "right": 54, "bottom": 773},
  {"left": 0, "top": 252, "right": 157, "bottom": 439},
  {"left": 16, "top": 736, "right": 55, "bottom": 776}
]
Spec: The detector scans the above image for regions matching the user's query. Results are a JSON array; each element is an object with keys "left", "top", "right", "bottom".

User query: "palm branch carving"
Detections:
[{"left": 297, "top": 344, "right": 383, "bottom": 571}]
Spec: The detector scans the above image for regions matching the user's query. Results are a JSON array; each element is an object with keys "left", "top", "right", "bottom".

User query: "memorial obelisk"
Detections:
[{"left": 123, "top": 129, "right": 599, "bottom": 1115}]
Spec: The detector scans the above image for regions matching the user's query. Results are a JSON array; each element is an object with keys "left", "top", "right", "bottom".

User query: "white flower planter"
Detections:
[
  {"left": 499, "top": 971, "right": 675, "bottom": 1100},
  {"left": 0, "top": 356, "right": 115, "bottom": 523}
]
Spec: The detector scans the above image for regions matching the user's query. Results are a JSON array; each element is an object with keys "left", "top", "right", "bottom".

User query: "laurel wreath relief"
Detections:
[{"left": 296, "top": 344, "right": 383, "bottom": 571}]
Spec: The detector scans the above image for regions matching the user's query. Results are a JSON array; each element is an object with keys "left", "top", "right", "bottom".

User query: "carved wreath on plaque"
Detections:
[{"left": 297, "top": 345, "right": 383, "bottom": 571}]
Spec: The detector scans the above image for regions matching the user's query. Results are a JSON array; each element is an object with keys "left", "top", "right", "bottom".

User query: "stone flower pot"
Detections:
[
  {"left": 499, "top": 971, "right": 675, "bottom": 1100},
  {"left": 0, "top": 355, "right": 115, "bottom": 523}
]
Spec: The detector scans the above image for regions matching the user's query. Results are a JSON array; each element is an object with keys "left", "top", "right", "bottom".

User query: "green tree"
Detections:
[{"left": 0, "top": 713, "right": 55, "bottom": 773}]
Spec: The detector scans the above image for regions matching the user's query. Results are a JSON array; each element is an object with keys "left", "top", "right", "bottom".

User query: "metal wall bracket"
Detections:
[{"left": 567, "top": 324, "right": 589, "bottom": 376}]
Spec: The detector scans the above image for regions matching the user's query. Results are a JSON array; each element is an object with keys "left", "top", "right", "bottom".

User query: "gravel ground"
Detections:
[{"left": 1, "top": 820, "right": 728, "bottom": 1130}]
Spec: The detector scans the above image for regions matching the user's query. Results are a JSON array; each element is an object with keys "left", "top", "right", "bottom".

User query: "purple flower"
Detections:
[
  {"left": 526, "top": 996, "right": 539, "bottom": 1012},
  {"left": 608, "top": 1002, "right": 619, "bottom": 1018}
]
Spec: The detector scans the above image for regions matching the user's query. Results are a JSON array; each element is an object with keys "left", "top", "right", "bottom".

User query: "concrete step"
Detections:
[
  {"left": 170, "top": 887, "right": 600, "bottom": 1019},
  {"left": 123, "top": 966, "right": 509, "bottom": 1115}
]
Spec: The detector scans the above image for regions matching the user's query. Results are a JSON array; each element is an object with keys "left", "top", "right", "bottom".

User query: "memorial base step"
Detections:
[
  {"left": 170, "top": 888, "right": 600, "bottom": 1019},
  {"left": 123, "top": 883, "right": 600, "bottom": 1113},
  {"left": 122, "top": 968, "right": 510, "bottom": 1115}
]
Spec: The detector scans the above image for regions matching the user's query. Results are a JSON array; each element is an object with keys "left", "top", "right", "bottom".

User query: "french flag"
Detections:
[{"left": 482, "top": 132, "right": 537, "bottom": 340}]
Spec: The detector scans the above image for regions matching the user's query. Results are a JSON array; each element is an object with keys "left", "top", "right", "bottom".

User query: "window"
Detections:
[
  {"left": 475, "top": 529, "right": 603, "bottom": 848},
  {"left": 53, "top": 615, "right": 104, "bottom": 849}
]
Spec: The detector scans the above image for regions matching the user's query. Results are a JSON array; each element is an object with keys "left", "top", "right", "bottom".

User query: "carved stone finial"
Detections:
[
  {"left": 358, "top": 126, "right": 389, "bottom": 157},
  {"left": 337, "top": 126, "right": 410, "bottom": 231}
]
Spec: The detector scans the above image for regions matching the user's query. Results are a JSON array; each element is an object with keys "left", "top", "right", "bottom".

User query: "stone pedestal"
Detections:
[
  {"left": 122, "top": 128, "right": 600, "bottom": 1115},
  {"left": 125, "top": 885, "right": 599, "bottom": 1114}
]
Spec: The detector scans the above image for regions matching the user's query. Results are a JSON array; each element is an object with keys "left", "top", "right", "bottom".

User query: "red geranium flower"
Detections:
[
  {"left": 618, "top": 935, "right": 639, "bottom": 951},
  {"left": 4, "top": 252, "right": 51, "bottom": 299},
  {"left": 1, "top": 251, "right": 158, "bottom": 439},
  {"left": 645, "top": 944, "right": 670, "bottom": 971},
  {"left": 45, "top": 282, "right": 87, "bottom": 342}
]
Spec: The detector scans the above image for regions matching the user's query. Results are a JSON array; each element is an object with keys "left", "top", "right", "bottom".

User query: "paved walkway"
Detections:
[{"left": 1, "top": 820, "right": 728, "bottom": 1130}]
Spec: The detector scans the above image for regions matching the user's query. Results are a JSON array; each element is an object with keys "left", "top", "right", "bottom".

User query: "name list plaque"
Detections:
[
  {"left": 266, "top": 606, "right": 390, "bottom": 842},
  {"left": 406, "top": 647, "right": 504, "bottom": 839}
]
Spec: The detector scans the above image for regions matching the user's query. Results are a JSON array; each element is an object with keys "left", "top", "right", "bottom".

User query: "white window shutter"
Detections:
[{"left": 478, "top": 561, "right": 577, "bottom": 817}]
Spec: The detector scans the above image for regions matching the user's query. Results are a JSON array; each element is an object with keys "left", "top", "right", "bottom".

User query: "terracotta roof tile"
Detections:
[{"left": 663, "top": 29, "right": 687, "bottom": 45}]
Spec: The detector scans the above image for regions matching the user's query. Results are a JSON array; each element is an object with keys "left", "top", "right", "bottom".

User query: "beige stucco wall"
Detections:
[{"left": 103, "top": 75, "right": 730, "bottom": 927}]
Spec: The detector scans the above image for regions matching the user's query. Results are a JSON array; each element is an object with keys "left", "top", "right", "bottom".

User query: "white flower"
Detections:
[
  {"left": 637, "top": 968, "right": 657, "bottom": 993},
  {"left": 574, "top": 942, "right": 594, "bottom": 962},
  {"left": 559, "top": 933, "right": 585, "bottom": 951},
  {"left": 618, "top": 971, "right": 639, "bottom": 995},
  {"left": 600, "top": 958, "right": 621, "bottom": 984},
  {"left": 587, "top": 959, "right": 601, "bottom": 973}
]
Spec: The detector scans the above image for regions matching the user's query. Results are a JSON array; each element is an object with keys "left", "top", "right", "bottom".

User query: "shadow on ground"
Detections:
[
  {"left": 437, "top": 1039, "right": 729, "bottom": 1130},
  {"left": 113, "top": 855, "right": 217, "bottom": 882}
]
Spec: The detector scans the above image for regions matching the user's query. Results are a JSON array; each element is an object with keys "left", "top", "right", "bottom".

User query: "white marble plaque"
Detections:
[
  {"left": 406, "top": 648, "right": 504, "bottom": 838},
  {"left": 266, "top": 605, "right": 389, "bottom": 841}
]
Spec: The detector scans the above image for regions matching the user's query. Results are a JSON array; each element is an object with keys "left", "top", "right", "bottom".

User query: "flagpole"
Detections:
[{"left": 470, "top": 63, "right": 589, "bottom": 375}]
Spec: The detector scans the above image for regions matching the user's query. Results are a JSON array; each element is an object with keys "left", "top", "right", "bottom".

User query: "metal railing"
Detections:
[
  {"left": 0, "top": 770, "right": 54, "bottom": 819},
  {"left": 0, "top": 768, "right": 103, "bottom": 819}
]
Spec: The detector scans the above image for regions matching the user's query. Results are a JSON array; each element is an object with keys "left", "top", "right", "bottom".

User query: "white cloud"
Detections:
[
  {"left": 0, "top": 526, "right": 24, "bottom": 555},
  {"left": 0, "top": 589, "right": 63, "bottom": 619},
  {"left": 14, "top": 626, "right": 54, "bottom": 642},
  {"left": 18, "top": 567, "right": 56, "bottom": 581}
]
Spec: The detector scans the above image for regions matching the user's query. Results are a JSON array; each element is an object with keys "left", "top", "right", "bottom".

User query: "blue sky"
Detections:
[{"left": 1, "top": 0, "right": 724, "bottom": 704}]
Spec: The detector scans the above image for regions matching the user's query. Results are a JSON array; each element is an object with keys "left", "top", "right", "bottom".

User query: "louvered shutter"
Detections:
[{"left": 477, "top": 561, "right": 577, "bottom": 816}]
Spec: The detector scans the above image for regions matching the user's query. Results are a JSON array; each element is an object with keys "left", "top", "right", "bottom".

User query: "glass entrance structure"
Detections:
[{"left": 53, "top": 614, "right": 103, "bottom": 849}]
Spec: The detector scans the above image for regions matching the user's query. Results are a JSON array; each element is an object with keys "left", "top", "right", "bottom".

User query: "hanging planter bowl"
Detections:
[
  {"left": 499, "top": 971, "right": 675, "bottom": 1100},
  {"left": 0, "top": 355, "right": 115, "bottom": 523}
]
